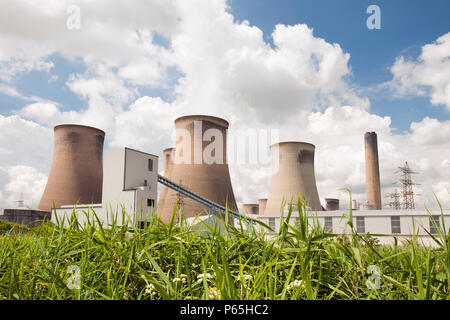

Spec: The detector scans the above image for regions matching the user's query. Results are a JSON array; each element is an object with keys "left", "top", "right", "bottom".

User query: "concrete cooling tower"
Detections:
[
  {"left": 157, "top": 147, "right": 175, "bottom": 213},
  {"left": 258, "top": 198, "right": 268, "bottom": 215},
  {"left": 325, "top": 198, "right": 339, "bottom": 211},
  {"left": 242, "top": 204, "right": 259, "bottom": 215},
  {"left": 158, "top": 115, "right": 238, "bottom": 222},
  {"left": 264, "top": 142, "right": 323, "bottom": 214},
  {"left": 364, "top": 132, "right": 382, "bottom": 210},
  {"left": 38, "top": 124, "right": 105, "bottom": 212}
]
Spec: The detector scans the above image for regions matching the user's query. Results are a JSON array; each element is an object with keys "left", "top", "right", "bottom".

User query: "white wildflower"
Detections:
[
  {"left": 208, "top": 287, "right": 220, "bottom": 300},
  {"left": 172, "top": 274, "right": 187, "bottom": 283},
  {"left": 287, "top": 280, "right": 304, "bottom": 291},
  {"left": 145, "top": 283, "right": 157, "bottom": 296},
  {"left": 197, "top": 273, "right": 214, "bottom": 283},
  {"left": 236, "top": 274, "right": 253, "bottom": 282}
]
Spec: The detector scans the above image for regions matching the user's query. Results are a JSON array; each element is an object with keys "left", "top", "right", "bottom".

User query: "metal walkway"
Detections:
[{"left": 157, "top": 174, "right": 256, "bottom": 225}]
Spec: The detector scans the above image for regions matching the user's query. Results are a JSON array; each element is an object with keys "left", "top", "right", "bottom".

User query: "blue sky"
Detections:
[
  {"left": 230, "top": 0, "right": 450, "bottom": 132},
  {"left": 0, "top": 0, "right": 450, "bottom": 131},
  {"left": 1, "top": 0, "right": 449, "bottom": 131},
  {"left": 0, "top": 0, "right": 449, "bottom": 208}
]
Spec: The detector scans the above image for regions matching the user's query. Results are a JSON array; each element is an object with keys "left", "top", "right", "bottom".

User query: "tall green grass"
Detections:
[{"left": 0, "top": 196, "right": 449, "bottom": 300}]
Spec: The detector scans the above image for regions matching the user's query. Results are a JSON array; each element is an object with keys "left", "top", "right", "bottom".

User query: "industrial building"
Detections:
[
  {"left": 1, "top": 119, "right": 448, "bottom": 247},
  {"left": 52, "top": 147, "right": 158, "bottom": 227},
  {"left": 258, "top": 209, "right": 450, "bottom": 247}
]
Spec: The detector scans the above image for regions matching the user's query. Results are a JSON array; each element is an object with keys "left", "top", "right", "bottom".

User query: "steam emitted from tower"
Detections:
[
  {"left": 364, "top": 132, "right": 382, "bottom": 210},
  {"left": 38, "top": 124, "right": 105, "bottom": 211},
  {"left": 264, "top": 142, "right": 323, "bottom": 214}
]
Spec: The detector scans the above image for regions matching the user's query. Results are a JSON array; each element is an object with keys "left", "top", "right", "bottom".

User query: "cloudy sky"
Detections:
[{"left": 0, "top": 0, "right": 449, "bottom": 210}]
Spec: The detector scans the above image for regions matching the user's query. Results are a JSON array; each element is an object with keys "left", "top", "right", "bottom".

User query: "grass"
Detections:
[{"left": 0, "top": 196, "right": 449, "bottom": 300}]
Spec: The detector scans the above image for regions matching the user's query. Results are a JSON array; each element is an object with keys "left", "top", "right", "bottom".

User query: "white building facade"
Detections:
[{"left": 258, "top": 209, "right": 450, "bottom": 246}]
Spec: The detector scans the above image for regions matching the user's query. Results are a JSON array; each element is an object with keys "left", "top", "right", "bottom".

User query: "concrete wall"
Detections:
[{"left": 0, "top": 209, "right": 51, "bottom": 228}]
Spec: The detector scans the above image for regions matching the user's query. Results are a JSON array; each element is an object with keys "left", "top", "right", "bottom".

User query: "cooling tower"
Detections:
[
  {"left": 242, "top": 204, "right": 259, "bottom": 215},
  {"left": 364, "top": 132, "right": 382, "bottom": 210},
  {"left": 159, "top": 115, "right": 237, "bottom": 222},
  {"left": 325, "top": 198, "right": 339, "bottom": 211},
  {"left": 38, "top": 124, "right": 105, "bottom": 212},
  {"left": 258, "top": 198, "right": 268, "bottom": 215},
  {"left": 264, "top": 142, "right": 323, "bottom": 214},
  {"left": 157, "top": 147, "right": 175, "bottom": 213}
]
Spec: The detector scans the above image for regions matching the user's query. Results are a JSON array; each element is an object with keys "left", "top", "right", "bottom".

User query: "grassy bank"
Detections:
[{"left": 0, "top": 199, "right": 449, "bottom": 300}]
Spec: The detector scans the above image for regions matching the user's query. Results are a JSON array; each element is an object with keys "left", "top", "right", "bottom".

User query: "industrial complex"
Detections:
[{"left": 1, "top": 115, "right": 448, "bottom": 246}]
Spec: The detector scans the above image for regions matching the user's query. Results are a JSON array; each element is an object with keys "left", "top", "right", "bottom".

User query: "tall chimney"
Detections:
[
  {"left": 258, "top": 198, "right": 268, "bottom": 215},
  {"left": 364, "top": 132, "right": 382, "bottom": 210},
  {"left": 264, "top": 142, "right": 323, "bottom": 214},
  {"left": 38, "top": 124, "right": 105, "bottom": 211},
  {"left": 159, "top": 115, "right": 237, "bottom": 222},
  {"left": 157, "top": 147, "right": 175, "bottom": 214}
]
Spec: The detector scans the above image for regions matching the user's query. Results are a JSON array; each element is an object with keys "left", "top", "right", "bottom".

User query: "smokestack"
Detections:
[
  {"left": 38, "top": 124, "right": 105, "bottom": 211},
  {"left": 242, "top": 204, "right": 259, "bottom": 215},
  {"left": 364, "top": 132, "right": 382, "bottom": 210},
  {"left": 264, "top": 142, "right": 323, "bottom": 214},
  {"left": 258, "top": 198, "right": 268, "bottom": 215},
  {"left": 325, "top": 198, "right": 339, "bottom": 211},
  {"left": 159, "top": 115, "right": 237, "bottom": 222},
  {"left": 157, "top": 147, "right": 175, "bottom": 213}
]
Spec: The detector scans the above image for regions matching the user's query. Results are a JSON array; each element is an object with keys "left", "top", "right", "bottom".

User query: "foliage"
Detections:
[{"left": 0, "top": 196, "right": 449, "bottom": 300}]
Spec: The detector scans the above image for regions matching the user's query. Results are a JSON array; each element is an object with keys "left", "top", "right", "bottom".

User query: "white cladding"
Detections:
[
  {"left": 258, "top": 209, "right": 450, "bottom": 247},
  {"left": 53, "top": 148, "right": 158, "bottom": 226}
]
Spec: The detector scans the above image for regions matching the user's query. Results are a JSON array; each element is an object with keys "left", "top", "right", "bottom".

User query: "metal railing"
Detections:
[{"left": 157, "top": 174, "right": 255, "bottom": 225}]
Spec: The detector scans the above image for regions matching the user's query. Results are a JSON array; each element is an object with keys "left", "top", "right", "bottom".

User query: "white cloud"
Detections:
[
  {"left": 0, "top": 0, "right": 448, "bottom": 211},
  {"left": 0, "top": 115, "right": 52, "bottom": 208},
  {"left": 0, "top": 165, "right": 47, "bottom": 208},
  {"left": 388, "top": 32, "right": 450, "bottom": 110}
]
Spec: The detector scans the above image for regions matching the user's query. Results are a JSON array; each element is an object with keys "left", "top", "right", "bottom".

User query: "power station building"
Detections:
[
  {"left": 3, "top": 120, "right": 448, "bottom": 247},
  {"left": 51, "top": 147, "right": 158, "bottom": 226},
  {"left": 258, "top": 209, "right": 450, "bottom": 247}
]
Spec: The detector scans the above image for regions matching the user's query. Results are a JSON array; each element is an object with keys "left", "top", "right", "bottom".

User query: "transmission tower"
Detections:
[
  {"left": 386, "top": 189, "right": 401, "bottom": 210},
  {"left": 397, "top": 161, "right": 419, "bottom": 209},
  {"left": 13, "top": 192, "right": 26, "bottom": 208}
]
